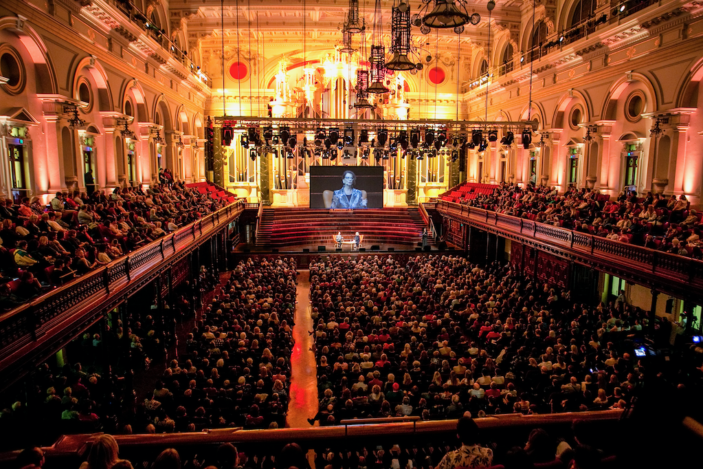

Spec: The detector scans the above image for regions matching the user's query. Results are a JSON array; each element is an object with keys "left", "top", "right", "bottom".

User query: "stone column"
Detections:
[
  {"left": 671, "top": 123, "right": 690, "bottom": 196},
  {"left": 43, "top": 114, "right": 64, "bottom": 194},
  {"left": 488, "top": 141, "right": 498, "bottom": 184},
  {"left": 101, "top": 125, "right": 118, "bottom": 190},
  {"left": 649, "top": 289, "right": 659, "bottom": 335}
]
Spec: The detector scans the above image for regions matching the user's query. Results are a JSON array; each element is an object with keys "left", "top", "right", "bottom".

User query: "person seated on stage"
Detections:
[
  {"left": 335, "top": 232, "right": 343, "bottom": 248},
  {"left": 354, "top": 232, "right": 360, "bottom": 249}
]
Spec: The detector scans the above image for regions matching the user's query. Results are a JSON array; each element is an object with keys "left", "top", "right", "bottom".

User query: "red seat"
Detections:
[{"left": 7, "top": 279, "right": 21, "bottom": 292}]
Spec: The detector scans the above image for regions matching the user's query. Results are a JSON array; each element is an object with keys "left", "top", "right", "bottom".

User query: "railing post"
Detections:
[
  {"left": 160, "top": 239, "right": 165, "bottom": 259},
  {"left": 126, "top": 256, "right": 131, "bottom": 281},
  {"left": 173, "top": 235, "right": 176, "bottom": 254}
]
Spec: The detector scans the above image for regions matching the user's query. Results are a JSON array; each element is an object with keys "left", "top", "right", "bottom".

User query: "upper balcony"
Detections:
[{"left": 466, "top": 0, "right": 675, "bottom": 94}]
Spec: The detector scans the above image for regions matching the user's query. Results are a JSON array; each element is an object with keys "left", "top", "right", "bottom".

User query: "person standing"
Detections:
[
  {"left": 422, "top": 228, "right": 428, "bottom": 249},
  {"left": 354, "top": 232, "right": 360, "bottom": 250}
]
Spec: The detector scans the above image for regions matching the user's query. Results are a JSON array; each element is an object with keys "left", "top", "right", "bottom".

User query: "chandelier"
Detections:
[
  {"left": 354, "top": 69, "right": 375, "bottom": 109},
  {"left": 367, "top": 0, "right": 388, "bottom": 94},
  {"left": 64, "top": 105, "right": 86, "bottom": 129},
  {"left": 386, "top": 1, "right": 416, "bottom": 71},
  {"left": 119, "top": 118, "right": 135, "bottom": 139},
  {"left": 152, "top": 128, "right": 165, "bottom": 144},
  {"left": 344, "top": 0, "right": 364, "bottom": 33},
  {"left": 340, "top": 27, "right": 355, "bottom": 54},
  {"left": 416, "top": 0, "right": 481, "bottom": 29}
]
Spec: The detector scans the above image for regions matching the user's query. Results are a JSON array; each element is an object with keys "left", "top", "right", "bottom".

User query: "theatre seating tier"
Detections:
[{"left": 255, "top": 207, "right": 430, "bottom": 248}]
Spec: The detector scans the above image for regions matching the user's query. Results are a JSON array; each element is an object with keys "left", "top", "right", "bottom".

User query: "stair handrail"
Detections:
[
  {"left": 419, "top": 203, "right": 439, "bottom": 242},
  {"left": 255, "top": 203, "right": 264, "bottom": 240}
]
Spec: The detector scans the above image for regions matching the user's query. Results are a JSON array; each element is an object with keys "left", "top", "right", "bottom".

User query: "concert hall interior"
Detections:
[{"left": 2, "top": 0, "right": 703, "bottom": 468}]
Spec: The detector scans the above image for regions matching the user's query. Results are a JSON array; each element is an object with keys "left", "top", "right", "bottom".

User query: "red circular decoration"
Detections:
[
  {"left": 428, "top": 67, "right": 445, "bottom": 85},
  {"left": 229, "top": 62, "right": 248, "bottom": 80}
]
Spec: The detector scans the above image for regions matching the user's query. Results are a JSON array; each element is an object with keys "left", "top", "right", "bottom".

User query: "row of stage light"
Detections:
[{"left": 222, "top": 126, "right": 533, "bottom": 161}]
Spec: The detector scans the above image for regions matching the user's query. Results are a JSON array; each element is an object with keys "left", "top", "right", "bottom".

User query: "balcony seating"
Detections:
[
  {"left": 439, "top": 183, "right": 500, "bottom": 204},
  {"left": 256, "top": 208, "right": 428, "bottom": 248}
]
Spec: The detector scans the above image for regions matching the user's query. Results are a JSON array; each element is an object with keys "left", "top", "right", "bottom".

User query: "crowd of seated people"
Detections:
[
  {"left": 0, "top": 182, "right": 231, "bottom": 308},
  {"left": 0, "top": 258, "right": 295, "bottom": 444},
  {"left": 10, "top": 415, "right": 621, "bottom": 469},
  {"left": 308, "top": 255, "right": 655, "bottom": 425},
  {"left": 456, "top": 183, "right": 703, "bottom": 257}
]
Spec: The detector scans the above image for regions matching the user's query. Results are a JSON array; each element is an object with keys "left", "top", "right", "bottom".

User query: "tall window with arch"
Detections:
[
  {"left": 501, "top": 44, "right": 514, "bottom": 75},
  {"left": 529, "top": 21, "right": 548, "bottom": 63}
]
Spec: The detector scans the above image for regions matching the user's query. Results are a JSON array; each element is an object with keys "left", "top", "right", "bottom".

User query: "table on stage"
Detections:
[{"left": 337, "top": 240, "right": 359, "bottom": 250}]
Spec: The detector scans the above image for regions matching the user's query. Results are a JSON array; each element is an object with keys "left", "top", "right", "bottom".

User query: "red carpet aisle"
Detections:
[{"left": 287, "top": 270, "right": 319, "bottom": 427}]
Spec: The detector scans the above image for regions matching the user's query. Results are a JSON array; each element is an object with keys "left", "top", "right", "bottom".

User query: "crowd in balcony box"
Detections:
[
  {"left": 0, "top": 181, "right": 229, "bottom": 309},
  {"left": 308, "top": 255, "right": 666, "bottom": 425},
  {"left": 452, "top": 183, "right": 702, "bottom": 258}
]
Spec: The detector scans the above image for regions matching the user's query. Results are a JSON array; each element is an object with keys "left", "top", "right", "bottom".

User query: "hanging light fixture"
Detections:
[
  {"left": 368, "top": 0, "right": 389, "bottom": 94},
  {"left": 418, "top": 0, "right": 481, "bottom": 29},
  {"left": 152, "top": 128, "right": 165, "bottom": 145},
  {"left": 120, "top": 118, "right": 135, "bottom": 139},
  {"left": 386, "top": 2, "right": 416, "bottom": 71},
  {"left": 340, "top": 27, "right": 356, "bottom": 54},
  {"left": 345, "top": 0, "right": 364, "bottom": 33},
  {"left": 64, "top": 104, "right": 87, "bottom": 129}
]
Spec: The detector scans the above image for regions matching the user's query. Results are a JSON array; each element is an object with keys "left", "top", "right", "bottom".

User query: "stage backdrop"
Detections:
[{"left": 309, "top": 166, "right": 383, "bottom": 209}]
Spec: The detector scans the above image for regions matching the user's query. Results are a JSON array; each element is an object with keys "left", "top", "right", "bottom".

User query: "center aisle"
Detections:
[{"left": 287, "top": 269, "right": 318, "bottom": 427}]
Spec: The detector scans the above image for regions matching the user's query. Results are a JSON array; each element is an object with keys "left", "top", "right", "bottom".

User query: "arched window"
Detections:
[
  {"left": 570, "top": 0, "right": 596, "bottom": 29},
  {"left": 529, "top": 21, "right": 548, "bottom": 63},
  {"left": 501, "top": 44, "right": 514, "bottom": 75},
  {"left": 479, "top": 59, "right": 488, "bottom": 78}
]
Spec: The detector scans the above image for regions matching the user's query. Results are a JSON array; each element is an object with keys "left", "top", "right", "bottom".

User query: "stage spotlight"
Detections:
[
  {"left": 288, "top": 135, "right": 297, "bottom": 148},
  {"left": 343, "top": 149, "right": 353, "bottom": 159},
  {"left": 479, "top": 139, "right": 488, "bottom": 152},
  {"left": 373, "top": 148, "right": 382, "bottom": 161},
  {"left": 322, "top": 149, "right": 330, "bottom": 159},
  {"left": 249, "top": 148, "right": 257, "bottom": 160},
  {"left": 239, "top": 133, "right": 248, "bottom": 148},
  {"left": 488, "top": 130, "right": 498, "bottom": 142},
  {"left": 410, "top": 129, "right": 420, "bottom": 148},
  {"left": 437, "top": 129, "right": 447, "bottom": 145},
  {"left": 359, "top": 129, "right": 369, "bottom": 144},
  {"left": 328, "top": 127, "right": 340, "bottom": 145},
  {"left": 280, "top": 126, "right": 291, "bottom": 144},
  {"left": 522, "top": 128, "right": 532, "bottom": 149},
  {"left": 315, "top": 128, "right": 326, "bottom": 145},
  {"left": 398, "top": 130, "right": 409, "bottom": 150},
  {"left": 434, "top": 139, "right": 442, "bottom": 151},
  {"left": 452, "top": 137, "right": 459, "bottom": 147},
  {"left": 382, "top": 149, "right": 390, "bottom": 160},
  {"left": 344, "top": 127, "right": 355, "bottom": 146},
  {"left": 263, "top": 126, "right": 273, "bottom": 143},
  {"left": 324, "top": 137, "right": 332, "bottom": 149},
  {"left": 247, "top": 127, "right": 259, "bottom": 145},
  {"left": 451, "top": 150, "right": 459, "bottom": 162},
  {"left": 272, "top": 134, "right": 280, "bottom": 145},
  {"left": 361, "top": 146, "right": 370, "bottom": 159},
  {"left": 377, "top": 128, "right": 389, "bottom": 147},
  {"left": 429, "top": 149, "right": 437, "bottom": 158},
  {"left": 337, "top": 141, "right": 344, "bottom": 150},
  {"left": 504, "top": 131, "right": 514, "bottom": 146},
  {"left": 314, "top": 148, "right": 322, "bottom": 158},
  {"left": 302, "top": 137, "right": 308, "bottom": 147},
  {"left": 425, "top": 128, "right": 435, "bottom": 145},
  {"left": 467, "top": 141, "right": 476, "bottom": 150},
  {"left": 271, "top": 148, "right": 279, "bottom": 158},
  {"left": 389, "top": 138, "right": 398, "bottom": 151},
  {"left": 285, "top": 148, "right": 295, "bottom": 158},
  {"left": 222, "top": 126, "right": 234, "bottom": 147},
  {"left": 472, "top": 129, "right": 482, "bottom": 146},
  {"left": 416, "top": 150, "right": 424, "bottom": 160},
  {"left": 401, "top": 149, "right": 408, "bottom": 159},
  {"left": 330, "top": 149, "right": 338, "bottom": 161}
]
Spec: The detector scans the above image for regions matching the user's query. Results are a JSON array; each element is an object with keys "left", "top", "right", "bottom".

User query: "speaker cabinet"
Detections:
[
  {"left": 302, "top": 248, "right": 310, "bottom": 253},
  {"left": 388, "top": 247, "right": 395, "bottom": 252},
  {"left": 371, "top": 245, "right": 380, "bottom": 250},
  {"left": 318, "top": 246, "right": 326, "bottom": 252}
]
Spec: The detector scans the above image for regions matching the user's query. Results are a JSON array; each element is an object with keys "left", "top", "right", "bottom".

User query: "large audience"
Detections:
[
  {"left": 309, "top": 255, "right": 653, "bottom": 424},
  {"left": 0, "top": 181, "right": 230, "bottom": 308},
  {"left": 0, "top": 257, "right": 296, "bottom": 452},
  {"left": 458, "top": 183, "right": 703, "bottom": 258}
]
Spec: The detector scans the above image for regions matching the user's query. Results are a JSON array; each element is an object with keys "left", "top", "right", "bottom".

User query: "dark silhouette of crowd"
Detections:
[
  {"left": 0, "top": 181, "right": 233, "bottom": 309},
  {"left": 451, "top": 183, "right": 702, "bottom": 257},
  {"left": 308, "top": 255, "right": 652, "bottom": 425}
]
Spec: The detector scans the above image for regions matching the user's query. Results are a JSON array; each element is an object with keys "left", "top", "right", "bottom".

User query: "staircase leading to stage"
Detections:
[{"left": 255, "top": 207, "right": 431, "bottom": 248}]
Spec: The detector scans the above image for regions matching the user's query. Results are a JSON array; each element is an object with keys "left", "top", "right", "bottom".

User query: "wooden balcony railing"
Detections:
[
  {"left": 0, "top": 410, "right": 622, "bottom": 464},
  {"left": 0, "top": 200, "right": 245, "bottom": 383},
  {"left": 436, "top": 200, "right": 703, "bottom": 302}
]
